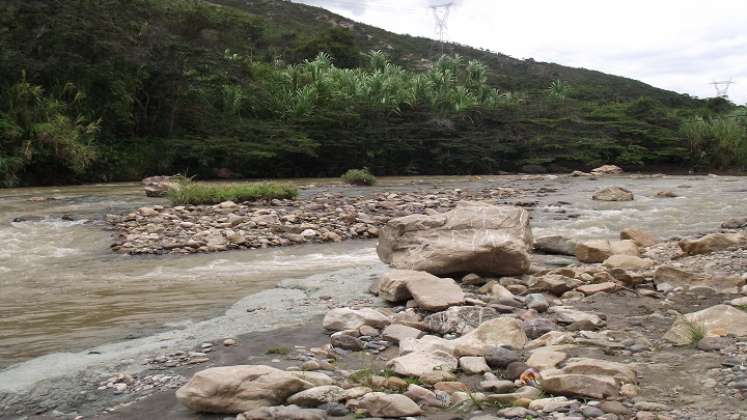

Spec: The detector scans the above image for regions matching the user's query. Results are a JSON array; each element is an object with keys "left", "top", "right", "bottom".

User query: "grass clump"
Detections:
[
  {"left": 168, "top": 180, "right": 298, "bottom": 205},
  {"left": 685, "top": 319, "right": 707, "bottom": 345},
  {"left": 341, "top": 168, "right": 377, "bottom": 186},
  {"left": 265, "top": 346, "right": 291, "bottom": 355}
]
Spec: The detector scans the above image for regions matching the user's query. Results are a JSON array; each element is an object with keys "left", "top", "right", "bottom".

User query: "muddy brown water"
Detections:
[{"left": 1, "top": 175, "right": 745, "bottom": 370}]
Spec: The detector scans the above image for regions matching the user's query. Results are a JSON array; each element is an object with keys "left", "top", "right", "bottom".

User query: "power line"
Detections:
[
  {"left": 710, "top": 79, "right": 734, "bottom": 99},
  {"left": 430, "top": 2, "right": 453, "bottom": 55}
]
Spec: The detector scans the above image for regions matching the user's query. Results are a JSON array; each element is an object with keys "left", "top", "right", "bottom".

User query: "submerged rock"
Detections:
[
  {"left": 592, "top": 186, "right": 633, "bottom": 201},
  {"left": 377, "top": 201, "right": 533, "bottom": 276}
]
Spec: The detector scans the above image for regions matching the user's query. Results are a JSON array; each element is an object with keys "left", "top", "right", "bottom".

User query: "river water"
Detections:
[{"left": 1, "top": 175, "right": 745, "bottom": 370}]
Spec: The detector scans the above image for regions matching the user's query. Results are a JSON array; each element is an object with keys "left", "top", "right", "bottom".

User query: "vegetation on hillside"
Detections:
[{"left": 0, "top": 0, "right": 744, "bottom": 186}]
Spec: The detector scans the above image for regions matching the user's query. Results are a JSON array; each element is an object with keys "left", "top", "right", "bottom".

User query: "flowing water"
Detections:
[{"left": 0, "top": 175, "right": 745, "bottom": 370}]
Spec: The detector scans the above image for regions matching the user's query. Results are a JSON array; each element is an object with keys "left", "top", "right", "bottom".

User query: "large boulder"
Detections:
[
  {"left": 576, "top": 239, "right": 638, "bottom": 263},
  {"left": 176, "top": 365, "right": 313, "bottom": 413},
  {"left": 678, "top": 232, "right": 746, "bottom": 255},
  {"left": 664, "top": 305, "right": 747, "bottom": 346},
  {"left": 592, "top": 187, "right": 633, "bottom": 201},
  {"left": 377, "top": 202, "right": 532, "bottom": 276},
  {"left": 591, "top": 165, "right": 623, "bottom": 175},
  {"left": 322, "top": 308, "right": 389, "bottom": 332},
  {"left": 142, "top": 175, "right": 178, "bottom": 197},
  {"left": 453, "top": 317, "right": 528, "bottom": 356},
  {"left": 377, "top": 270, "right": 414, "bottom": 302},
  {"left": 357, "top": 392, "right": 422, "bottom": 417}
]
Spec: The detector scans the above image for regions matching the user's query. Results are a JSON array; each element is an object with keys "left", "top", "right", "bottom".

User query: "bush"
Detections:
[
  {"left": 341, "top": 168, "right": 377, "bottom": 186},
  {"left": 168, "top": 180, "right": 298, "bottom": 205}
]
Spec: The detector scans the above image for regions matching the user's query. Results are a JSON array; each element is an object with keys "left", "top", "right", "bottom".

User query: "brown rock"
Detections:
[{"left": 620, "top": 228, "right": 657, "bottom": 247}]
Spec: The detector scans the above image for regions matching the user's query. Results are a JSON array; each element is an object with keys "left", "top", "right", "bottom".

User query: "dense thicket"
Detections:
[{"left": 0, "top": 0, "right": 744, "bottom": 186}]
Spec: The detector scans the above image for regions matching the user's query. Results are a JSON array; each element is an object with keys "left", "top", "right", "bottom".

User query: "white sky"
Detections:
[{"left": 292, "top": 0, "right": 747, "bottom": 103}]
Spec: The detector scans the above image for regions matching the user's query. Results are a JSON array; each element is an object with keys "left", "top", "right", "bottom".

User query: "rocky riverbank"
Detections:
[
  {"left": 10, "top": 200, "right": 745, "bottom": 420},
  {"left": 106, "top": 187, "right": 526, "bottom": 255}
]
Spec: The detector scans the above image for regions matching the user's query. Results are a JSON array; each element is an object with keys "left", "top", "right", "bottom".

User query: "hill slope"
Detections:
[{"left": 0, "top": 0, "right": 737, "bottom": 186}]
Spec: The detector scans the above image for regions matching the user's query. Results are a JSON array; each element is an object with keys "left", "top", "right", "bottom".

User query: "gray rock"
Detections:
[
  {"left": 525, "top": 293, "right": 549, "bottom": 312},
  {"left": 485, "top": 346, "right": 520, "bottom": 369}
]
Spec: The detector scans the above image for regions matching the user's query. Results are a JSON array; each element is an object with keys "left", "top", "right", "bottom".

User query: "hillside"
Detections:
[{"left": 0, "top": 0, "right": 742, "bottom": 186}]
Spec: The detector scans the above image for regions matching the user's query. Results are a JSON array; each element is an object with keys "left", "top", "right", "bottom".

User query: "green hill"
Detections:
[{"left": 0, "top": 0, "right": 742, "bottom": 186}]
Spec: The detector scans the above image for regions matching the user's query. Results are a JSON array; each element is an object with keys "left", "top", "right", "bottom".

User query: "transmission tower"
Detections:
[
  {"left": 430, "top": 2, "right": 453, "bottom": 56},
  {"left": 710, "top": 80, "right": 735, "bottom": 99}
]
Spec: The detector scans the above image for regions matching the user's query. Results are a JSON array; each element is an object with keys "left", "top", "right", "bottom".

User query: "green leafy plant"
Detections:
[
  {"left": 341, "top": 168, "right": 377, "bottom": 186},
  {"left": 168, "top": 180, "right": 298, "bottom": 205}
]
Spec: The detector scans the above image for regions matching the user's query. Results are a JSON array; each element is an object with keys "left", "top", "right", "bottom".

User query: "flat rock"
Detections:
[
  {"left": 238, "top": 405, "right": 326, "bottom": 420},
  {"left": 322, "top": 308, "right": 389, "bottom": 331},
  {"left": 404, "top": 273, "right": 465, "bottom": 311},
  {"left": 357, "top": 392, "right": 422, "bottom": 417},
  {"left": 526, "top": 348, "right": 567, "bottom": 371},
  {"left": 603, "top": 254, "right": 655, "bottom": 270},
  {"left": 528, "top": 274, "right": 581, "bottom": 295},
  {"left": 287, "top": 386, "right": 345, "bottom": 407},
  {"left": 386, "top": 350, "right": 458, "bottom": 378},
  {"left": 548, "top": 306, "right": 605, "bottom": 328},
  {"left": 453, "top": 318, "right": 528, "bottom": 356},
  {"left": 459, "top": 356, "right": 490, "bottom": 374},
  {"left": 381, "top": 324, "right": 424, "bottom": 344},
  {"left": 576, "top": 282, "right": 618, "bottom": 295},
  {"left": 176, "top": 365, "right": 313, "bottom": 414},
  {"left": 540, "top": 373, "right": 619, "bottom": 399},
  {"left": 560, "top": 358, "right": 637, "bottom": 384},
  {"left": 664, "top": 304, "right": 747, "bottom": 346},
  {"left": 576, "top": 239, "right": 638, "bottom": 263},
  {"left": 679, "top": 232, "right": 746, "bottom": 255},
  {"left": 377, "top": 202, "right": 533, "bottom": 276}
]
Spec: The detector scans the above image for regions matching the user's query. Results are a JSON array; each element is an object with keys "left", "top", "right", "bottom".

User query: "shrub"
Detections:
[
  {"left": 168, "top": 180, "right": 298, "bottom": 205},
  {"left": 341, "top": 168, "right": 377, "bottom": 186}
]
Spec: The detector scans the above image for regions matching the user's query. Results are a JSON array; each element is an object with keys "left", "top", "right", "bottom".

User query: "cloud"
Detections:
[{"left": 290, "top": 0, "right": 747, "bottom": 103}]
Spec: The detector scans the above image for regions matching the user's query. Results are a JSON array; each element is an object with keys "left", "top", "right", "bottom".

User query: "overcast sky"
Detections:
[{"left": 292, "top": 0, "right": 747, "bottom": 103}]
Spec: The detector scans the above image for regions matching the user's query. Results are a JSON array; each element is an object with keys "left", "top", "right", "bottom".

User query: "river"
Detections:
[{"left": 1, "top": 174, "right": 745, "bottom": 372}]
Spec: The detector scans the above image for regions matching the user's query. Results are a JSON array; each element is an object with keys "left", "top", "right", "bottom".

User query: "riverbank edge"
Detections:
[{"left": 0, "top": 263, "right": 387, "bottom": 417}]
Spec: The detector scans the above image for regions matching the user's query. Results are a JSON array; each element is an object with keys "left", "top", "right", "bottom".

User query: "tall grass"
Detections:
[
  {"left": 681, "top": 113, "right": 747, "bottom": 169},
  {"left": 341, "top": 168, "right": 377, "bottom": 186},
  {"left": 168, "top": 181, "right": 298, "bottom": 205}
]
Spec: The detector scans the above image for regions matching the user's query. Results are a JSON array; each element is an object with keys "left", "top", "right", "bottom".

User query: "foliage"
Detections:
[
  {"left": 684, "top": 319, "right": 706, "bottom": 346},
  {"left": 681, "top": 111, "right": 747, "bottom": 170},
  {"left": 168, "top": 180, "right": 298, "bottom": 205},
  {"left": 0, "top": 0, "right": 739, "bottom": 187},
  {"left": 546, "top": 79, "right": 571, "bottom": 101},
  {"left": 341, "top": 168, "right": 377, "bottom": 186}
]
